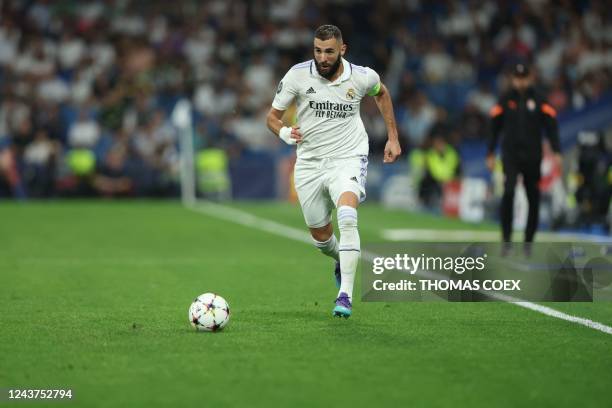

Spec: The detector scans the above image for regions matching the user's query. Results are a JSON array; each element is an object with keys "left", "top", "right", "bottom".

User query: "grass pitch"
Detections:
[{"left": 1, "top": 201, "right": 611, "bottom": 407}]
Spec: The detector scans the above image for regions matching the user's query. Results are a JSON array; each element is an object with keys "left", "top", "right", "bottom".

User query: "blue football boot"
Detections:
[{"left": 332, "top": 292, "right": 352, "bottom": 318}]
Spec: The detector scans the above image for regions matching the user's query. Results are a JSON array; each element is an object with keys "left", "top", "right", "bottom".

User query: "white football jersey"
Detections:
[{"left": 272, "top": 58, "right": 381, "bottom": 159}]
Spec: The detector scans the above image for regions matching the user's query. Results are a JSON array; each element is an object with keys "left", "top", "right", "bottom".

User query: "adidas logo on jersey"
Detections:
[{"left": 306, "top": 87, "right": 316, "bottom": 94}]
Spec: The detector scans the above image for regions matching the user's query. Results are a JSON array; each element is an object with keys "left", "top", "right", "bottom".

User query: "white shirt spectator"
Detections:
[
  {"left": 183, "top": 29, "right": 215, "bottom": 67},
  {"left": 89, "top": 40, "right": 116, "bottom": 71},
  {"left": 422, "top": 42, "right": 453, "bottom": 83},
  {"left": 399, "top": 93, "right": 437, "bottom": 146},
  {"left": 244, "top": 57, "right": 275, "bottom": 96},
  {"left": 466, "top": 86, "right": 496, "bottom": 116},
  {"left": 38, "top": 76, "right": 70, "bottom": 103},
  {"left": 15, "top": 51, "right": 54, "bottom": 77},
  {"left": 269, "top": 0, "right": 303, "bottom": 21},
  {"left": 24, "top": 134, "right": 55, "bottom": 165},
  {"left": 68, "top": 116, "right": 100, "bottom": 148},
  {"left": 536, "top": 40, "right": 564, "bottom": 82},
  {"left": 148, "top": 16, "right": 168, "bottom": 45},
  {"left": 194, "top": 83, "right": 237, "bottom": 117},
  {"left": 71, "top": 72, "right": 93, "bottom": 104},
  {"left": 438, "top": 1, "right": 485, "bottom": 37},
  {"left": 0, "top": 22, "right": 20, "bottom": 66},
  {"left": 76, "top": 1, "right": 106, "bottom": 22},
  {"left": 577, "top": 46, "right": 606, "bottom": 77},
  {"left": 112, "top": 13, "right": 146, "bottom": 36},
  {"left": 230, "top": 109, "right": 277, "bottom": 151},
  {"left": 57, "top": 34, "right": 86, "bottom": 70},
  {"left": 27, "top": 1, "right": 52, "bottom": 30}
]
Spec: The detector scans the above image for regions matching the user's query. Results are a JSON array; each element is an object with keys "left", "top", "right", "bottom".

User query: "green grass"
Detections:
[{"left": 0, "top": 201, "right": 611, "bottom": 407}]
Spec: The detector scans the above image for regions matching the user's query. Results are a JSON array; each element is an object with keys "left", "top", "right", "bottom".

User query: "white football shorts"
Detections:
[{"left": 294, "top": 155, "right": 368, "bottom": 228}]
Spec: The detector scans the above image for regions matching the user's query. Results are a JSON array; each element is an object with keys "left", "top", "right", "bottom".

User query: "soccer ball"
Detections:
[{"left": 189, "top": 293, "right": 230, "bottom": 332}]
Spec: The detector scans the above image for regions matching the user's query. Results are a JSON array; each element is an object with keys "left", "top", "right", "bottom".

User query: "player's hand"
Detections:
[
  {"left": 486, "top": 154, "right": 495, "bottom": 172},
  {"left": 383, "top": 139, "right": 401, "bottom": 163},
  {"left": 279, "top": 126, "right": 302, "bottom": 145}
]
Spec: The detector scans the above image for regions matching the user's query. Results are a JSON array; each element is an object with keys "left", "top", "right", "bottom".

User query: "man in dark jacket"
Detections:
[{"left": 487, "top": 63, "right": 562, "bottom": 249}]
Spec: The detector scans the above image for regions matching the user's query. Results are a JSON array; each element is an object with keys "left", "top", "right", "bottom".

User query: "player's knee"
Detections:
[
  {"left": 337, "top": 206, "right": 358, "bottom": 231},
  {"left": 310, "top": 224, "right": 332, "bottom": 242},
  {"left": 313, "top": 235, "right": 331, "bottom": 246},
  {"left": 311, "top": 230, "right": 331, "bottom": 243}
]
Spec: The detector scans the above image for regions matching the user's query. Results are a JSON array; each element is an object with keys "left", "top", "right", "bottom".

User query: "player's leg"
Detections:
[
  {"left": 522, "top": 159, "right": 542, "bottom": 245},
  {"left": 328, "top": 156, "right": 367, "bottom": 317},
  {"left": 336, "top": 191, "right": 360, "bottom": 313},
  {"left": 310, "top": 223, "right": 338, "bottom": 261},
  {"left": 310, "top": 223, "right": 341, "bottom": 288},
  {"left": 294, "top": 159, "right": 339, "bottom": 283},
  {"left": 501, "top": 158, "right": 519, "bottom": 245}
]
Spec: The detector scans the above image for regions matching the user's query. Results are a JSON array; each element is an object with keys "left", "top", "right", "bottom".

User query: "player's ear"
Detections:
[{"left": 340, "top": 43, "right": 347, "bottom": 56}]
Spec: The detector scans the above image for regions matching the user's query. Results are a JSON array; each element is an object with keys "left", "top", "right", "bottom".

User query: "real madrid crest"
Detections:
[
  {"left": 527, "top": 99, "right": 536, "bottom": 111},
  {"left": 346, "top": 88, "right": 355, "bottom": 100}
]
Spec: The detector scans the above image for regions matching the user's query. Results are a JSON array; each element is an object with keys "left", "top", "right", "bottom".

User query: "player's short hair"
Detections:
[{"left": 314, "top": 25, "right": 343, "bottom": 42}]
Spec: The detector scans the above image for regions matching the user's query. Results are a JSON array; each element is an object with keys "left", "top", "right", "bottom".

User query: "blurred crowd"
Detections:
[{"left": 0, "top": 0, "right": 611, "bottom": 199}]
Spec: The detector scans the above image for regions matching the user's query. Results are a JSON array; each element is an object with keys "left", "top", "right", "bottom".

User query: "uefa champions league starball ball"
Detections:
[{"left": 189, "top": 293, "right": 230, "bottom": 332}]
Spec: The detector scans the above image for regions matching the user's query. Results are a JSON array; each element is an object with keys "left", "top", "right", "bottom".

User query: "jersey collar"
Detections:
[{"left": 310, "top": 58, "right": 352, "bottom": 85}]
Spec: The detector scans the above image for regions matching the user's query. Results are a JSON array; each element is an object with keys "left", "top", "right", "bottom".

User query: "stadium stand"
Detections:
[{"left": 0, "top": 0, "right": 609, "bottom": 231}]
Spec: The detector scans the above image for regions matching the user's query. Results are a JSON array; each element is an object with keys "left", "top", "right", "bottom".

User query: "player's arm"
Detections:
[
  {"left": 371, "top": 83, "right": 401, "bottom": 163},
  {"left": 486, "top": 102, "right": 504, "bottom": 171},
  {"left": 266, "top": 108, "right": 302, "bottom": 144},
  {"left": 268, "top": 73, "right": 302, "bottom": 145}
]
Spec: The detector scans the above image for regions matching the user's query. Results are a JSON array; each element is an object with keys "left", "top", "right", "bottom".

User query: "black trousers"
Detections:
[{"left": 501, "top": 157, "right": 541, "bottom": 243}]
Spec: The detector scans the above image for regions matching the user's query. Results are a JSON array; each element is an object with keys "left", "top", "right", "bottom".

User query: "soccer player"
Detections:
[{"left": 266, "top": 25, "right": 401, "bottom": 318}]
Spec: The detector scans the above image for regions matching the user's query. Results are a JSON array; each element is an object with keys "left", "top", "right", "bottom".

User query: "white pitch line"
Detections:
[
  {"left": 186, "top": 202, "right": 612, "bottom": 336},
  {"left": 189, "top": 201, "right": 312, "bottom": 244},
  {"left": 13, "top": 258, "right": 205, "bottom": 266},
  {"left": 496, "top": 294, "right": 612, "bottom": 335},
  {"left": 382, "top": 228, "right": 612, "bottom": 243}
]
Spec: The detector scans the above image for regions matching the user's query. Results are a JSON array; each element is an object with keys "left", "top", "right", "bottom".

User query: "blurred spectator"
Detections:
[
  {"left": 421, "top": 39, "right": 453, "bottom": 84},
  {"left": 466, "top": 82, "right": 496, "bottom": 116},
  {"left": 398, "top": 91, "right": 437, "bottom": 148},
  {"left": 93, "top": 144, "right": 133, "bottom": 197},
  {"left": 0, "top": 137, "right": 26, "bottom": 198},
  {"left": 68, "top": 109, "right": 100, "bottom": 148},
  {"left": 23, "top": 128, "right": 60, "bottom": 197},
  {"left": 132, "top": 109, "right": 178, "bottom": 176},
  {"left": 574, "top": 131, "right": 610, "bottom": 231},
  {"left": 417, "top": 131, "right": 461, "bottom": 208}
]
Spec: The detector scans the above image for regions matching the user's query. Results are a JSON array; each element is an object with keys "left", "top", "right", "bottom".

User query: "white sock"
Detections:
[
  {"left": 337, "top": 206, "right": 360, "bottom": 301},
  {"left": 313, "top": 234, "right": 339, "bottom": 262}
]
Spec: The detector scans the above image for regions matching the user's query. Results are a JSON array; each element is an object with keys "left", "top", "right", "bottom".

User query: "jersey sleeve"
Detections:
[
  {"left": 487, "top": 98, "right": 505, "bottom": 154},
  {"left": 364, "top": 67, "right": 381, "bottom": 96},
  {"left": 540, "top": 102, "right": 560, "bottom": 153},
  {"left": 272, "top": 71, "right": 298, "bottom": 111}
]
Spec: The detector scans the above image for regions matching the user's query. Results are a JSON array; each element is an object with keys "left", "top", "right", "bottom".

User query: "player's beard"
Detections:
[{"left": 316, "top": 55, "right": 342, "bottom": 79}]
